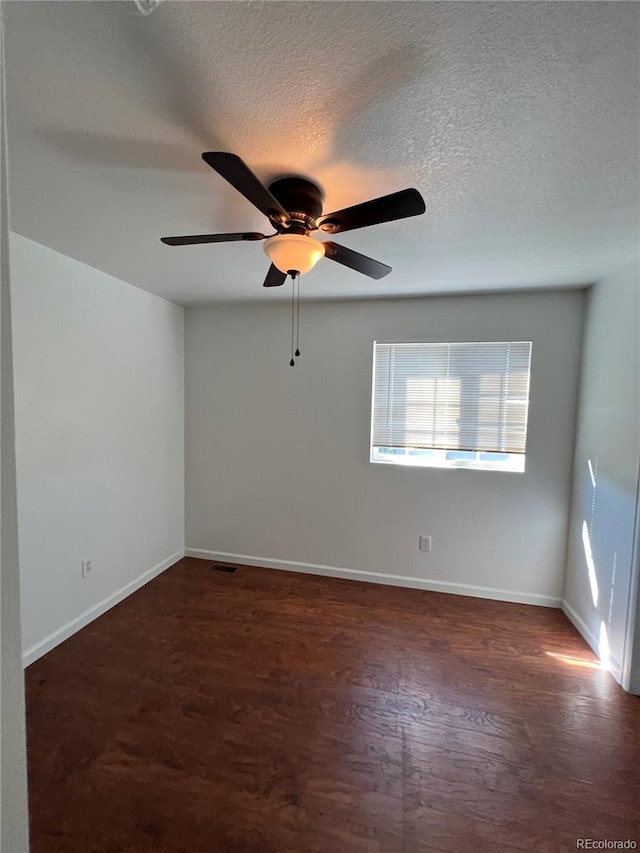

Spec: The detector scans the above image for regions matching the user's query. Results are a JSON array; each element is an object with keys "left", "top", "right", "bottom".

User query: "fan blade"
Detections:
[
  {"left": 263, "top": 264, "right": 287, "bottom": 287},
  {"left": 322, "top": 242, "right": 392, "bottom": 279},
  {"left": 316, "top": 188, "right": 425, "bottom": 235},
  {"left": 202, "top": 152, "right": 290, "bottom": 224},
  {"left": 161, "top": 232, "right": 265, "bottom": 246}
]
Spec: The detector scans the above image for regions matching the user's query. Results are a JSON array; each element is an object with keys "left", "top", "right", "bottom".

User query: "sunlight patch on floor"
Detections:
[{"left": 545, "top": 651, "right": 604, "bottom": 670}]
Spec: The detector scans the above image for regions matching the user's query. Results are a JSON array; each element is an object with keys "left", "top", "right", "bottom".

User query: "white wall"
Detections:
[
  {"left": 11, "top": 234, "right": 185, "bottom": 664},
  {"left": 0, "top": 5, "right": 29, "bottom": 848},
  {"left": 564, "top": 262, "right": 640, "bottom": 687},
  {"left": 186, "top": 290, "right": 584, "bottom": 606}
]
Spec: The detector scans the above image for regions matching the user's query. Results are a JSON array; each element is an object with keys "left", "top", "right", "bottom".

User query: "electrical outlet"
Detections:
[
  {"left": 81, "top": 560, "right": 93, "bottom": 578},
  {"left": 419, "top": 535, "right": 432, "bottom": 553}
]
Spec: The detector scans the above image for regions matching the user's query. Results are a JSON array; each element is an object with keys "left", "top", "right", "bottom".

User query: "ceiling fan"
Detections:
[{"left": 161, "top": 152, "right": 426, "bottom": 286}]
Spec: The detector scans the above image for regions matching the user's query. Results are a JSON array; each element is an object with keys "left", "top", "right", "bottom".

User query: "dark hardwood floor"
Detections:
[{"left": 26, "top": 558, "right": 640, "bottom": 852}]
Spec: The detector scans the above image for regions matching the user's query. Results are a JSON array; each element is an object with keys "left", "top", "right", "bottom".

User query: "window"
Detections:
[{"left": 370, "top": 341, "right": 532, "bottom": 472}]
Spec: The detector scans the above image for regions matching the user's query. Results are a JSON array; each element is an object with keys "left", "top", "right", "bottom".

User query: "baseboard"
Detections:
[
  {"left": 561, "top": 599, "right": 622, "bottom": 680},
  {"left": 186, "top": 548, "right": 561, "bottom": 608},
  {"left": 22, "top": 549, "right": 185, "bottom": 667},
  {"left": 561, "top": 600, "right": 600, "bottom": 654}
]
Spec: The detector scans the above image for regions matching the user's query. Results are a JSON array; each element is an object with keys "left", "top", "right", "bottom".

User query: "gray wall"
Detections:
[
  {"left": 11, "top": 234, "right": 185, "bottom": 664},
  {"left": 564, "top": 262, "right": 640, "bottom": 688},
  {"left": 186, "top": 290, "right": 585, "bottom": 606},
  {"left": 0, "top": 3, "right": 29, "bottom": 849}
]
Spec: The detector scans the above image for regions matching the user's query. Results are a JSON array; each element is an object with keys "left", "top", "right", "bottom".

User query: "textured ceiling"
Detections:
[{"left": 5, "top": 1, "right": 639, "bottom": 304}]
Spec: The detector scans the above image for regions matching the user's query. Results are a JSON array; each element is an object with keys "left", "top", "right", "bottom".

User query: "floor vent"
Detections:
[{"left": 212, "top": 564, "right": 238, "bottom": 574}]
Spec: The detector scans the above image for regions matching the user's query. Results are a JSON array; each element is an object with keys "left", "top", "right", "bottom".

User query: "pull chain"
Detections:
[
  {"left": 289, "top": 273, "right": 296, "bottom": 366},
  {"left": 295, "top": 273, "right": 301, "bottom": 357}
]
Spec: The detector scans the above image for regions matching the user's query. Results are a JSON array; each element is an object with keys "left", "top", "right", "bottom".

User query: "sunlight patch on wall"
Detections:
[
  {"left": 599, "top": 622, "right": 611, "bottom": 671},
  {"left": 582, "top": 520, "right": 599, "bottom": 608}
]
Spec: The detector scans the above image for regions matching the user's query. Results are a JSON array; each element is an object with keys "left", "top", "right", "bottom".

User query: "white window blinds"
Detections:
[{"left": 371, "top": 341, "right": 532, "bottom": 456}]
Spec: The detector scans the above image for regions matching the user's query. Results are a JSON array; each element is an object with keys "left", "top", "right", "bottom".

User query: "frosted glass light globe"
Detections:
[{"left": 263, "top": 234, "right": 325, "bottom": 275}]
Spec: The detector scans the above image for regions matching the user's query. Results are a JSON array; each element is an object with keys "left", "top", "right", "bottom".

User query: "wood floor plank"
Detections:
[{"left": 25, "top": 557, "right": 640, "bottom": 852}]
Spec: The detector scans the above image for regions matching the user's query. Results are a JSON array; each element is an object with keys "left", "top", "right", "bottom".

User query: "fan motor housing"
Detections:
[{"left": 269, "top": 177, "right": 323, "bottom": 232}]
